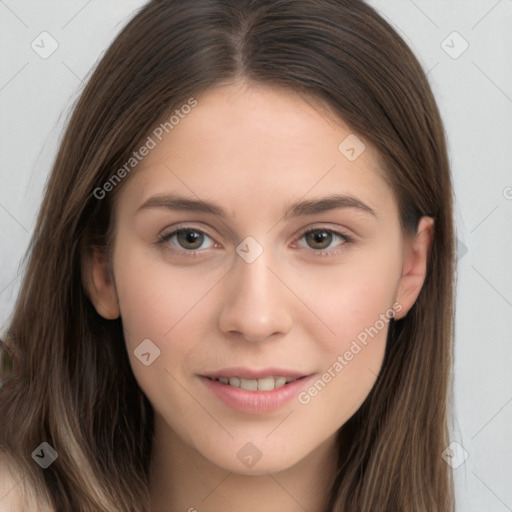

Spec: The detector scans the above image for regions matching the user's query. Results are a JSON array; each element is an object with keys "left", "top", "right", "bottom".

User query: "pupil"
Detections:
[
  {"left": 307, "top": 230, "right": 331, "bottom": 249},
  {"left": 178, "top": 230, "right": 203, "bottom": 250}
]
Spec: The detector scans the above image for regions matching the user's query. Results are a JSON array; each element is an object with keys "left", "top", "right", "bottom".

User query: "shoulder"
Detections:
[
  {"left": 0, "top": 454, "right": 25, "bottom": 512},
  {"left": 0, "top": 454, "right": 53, "bottom": 512}
]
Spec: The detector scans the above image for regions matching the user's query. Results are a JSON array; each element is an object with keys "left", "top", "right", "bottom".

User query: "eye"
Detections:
[
  {"left": 157, "top": 227, "right": 215, "bottom": 253},
  {"left": 296, "top": 228, "right": 353, "bottom": 255},
  {"left": 156, "top": 225, "right": 353, "bottom": 257}
]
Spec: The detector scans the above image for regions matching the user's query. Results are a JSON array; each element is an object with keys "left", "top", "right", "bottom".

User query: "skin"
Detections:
[{"left": 85, "top": 80, "right": 433, "bottom": 511}]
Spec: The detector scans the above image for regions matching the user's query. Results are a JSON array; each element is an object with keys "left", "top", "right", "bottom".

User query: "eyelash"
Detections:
[{"left": 156, "top": 226, "right": 354, "bottom": 258}]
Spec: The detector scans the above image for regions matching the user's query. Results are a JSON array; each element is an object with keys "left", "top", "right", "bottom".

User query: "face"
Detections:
[{"left": 87, "top": 81, "right": 431, "bottom": 476}]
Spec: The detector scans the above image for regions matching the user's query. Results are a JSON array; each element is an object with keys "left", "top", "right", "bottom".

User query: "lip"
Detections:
[
  {"left": 203, "top": 367, "right": 309, "bottom": 380},
  {"left": 200, "top": 373, "right": 316, "bottom": 414}
]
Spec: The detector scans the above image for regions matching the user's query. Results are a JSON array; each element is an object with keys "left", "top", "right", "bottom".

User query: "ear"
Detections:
[
  {"left": 394, "top": 216, "right": 434, "bottom": 320},
  {"left": 82, "top": 247, "right": 120, "bottom": 320}
]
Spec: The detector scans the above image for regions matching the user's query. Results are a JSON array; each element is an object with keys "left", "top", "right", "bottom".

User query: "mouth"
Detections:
[
  {"left": 204, "top": 375, "right": 306, "bottom": 392},
  {"left": 200, "top": 370, "right": 316, "bottom": 413}
]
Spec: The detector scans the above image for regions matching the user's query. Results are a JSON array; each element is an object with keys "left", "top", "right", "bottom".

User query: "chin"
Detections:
[{"left": 200, "top": 440, "right": 305, "bottom": 476}]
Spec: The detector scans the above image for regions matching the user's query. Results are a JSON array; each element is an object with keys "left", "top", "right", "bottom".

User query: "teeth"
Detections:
[
  {"left": 274, "top": 376, "right": 287, "bottom": 388},
  {"left": 256, "top": 376, "right": 274, "bottom": 391},
  {"left": 214, "top": 376, "right": 300, "bottom": 391},
  {"left": 240, "top": 378, "right": 258, "bottom": 391}
]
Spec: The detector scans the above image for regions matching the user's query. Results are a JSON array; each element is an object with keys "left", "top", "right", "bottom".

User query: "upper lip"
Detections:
[{"left": 203, "top": 367, "right": 312, "bottom": 380}]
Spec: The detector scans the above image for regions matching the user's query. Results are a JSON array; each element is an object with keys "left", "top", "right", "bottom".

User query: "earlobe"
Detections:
[
  {"left": 81, "top": 248, "right": 120, "bottom": 320},
  {"left": 394, "top": 216, "right": 434, "bottom": 320}
]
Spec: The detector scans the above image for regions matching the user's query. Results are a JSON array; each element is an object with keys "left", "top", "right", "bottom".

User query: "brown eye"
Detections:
[
  {"left": 304, "top": 230, "right": 333, "bottom": 250},
  {"left": 297, "top": 228, "right": 352, "bottom": 255},
  {"left": 176, "top": 229, "right": 204, "bottom": 250},
  {"left": 159, "top": 228, "right": 214, "bottom": 252}
]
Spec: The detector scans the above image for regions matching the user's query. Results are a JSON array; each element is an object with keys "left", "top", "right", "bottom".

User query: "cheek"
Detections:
[
  {"left": 111, "top": 246, "right": 225, "bottom": 402},
  {"left": 113, "top": 246, "right": 222, "bottom": 345},
  {"left": 288, "top": 250, "right": 399, "bottom": 421},
  {"left": 297, "top": 340, "right": 386, "bottom": 438},
  {"left": 295, "top": 280, "right": 394, "bottom": 431},
  {"left": 286, "top": 246, "right": 400, "bottom": 350}
]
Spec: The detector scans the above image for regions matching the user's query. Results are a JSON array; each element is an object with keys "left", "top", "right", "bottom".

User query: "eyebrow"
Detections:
[{"left": 136, "top": 193, "right": 377, "bottom": 219}]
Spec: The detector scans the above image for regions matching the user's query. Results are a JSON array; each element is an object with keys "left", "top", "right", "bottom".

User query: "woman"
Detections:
[{"left": 0, "top": 0, "right": 455, "bottom": 510}]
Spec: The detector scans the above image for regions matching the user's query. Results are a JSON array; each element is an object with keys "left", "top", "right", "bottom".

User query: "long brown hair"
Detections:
[{"left": 0, "top": 0, "right": 455, "bottom": 510}]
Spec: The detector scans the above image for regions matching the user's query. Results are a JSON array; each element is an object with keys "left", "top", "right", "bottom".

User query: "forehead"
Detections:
[{"left": 115, "top": 81, "right": 397, "bottom": 223}]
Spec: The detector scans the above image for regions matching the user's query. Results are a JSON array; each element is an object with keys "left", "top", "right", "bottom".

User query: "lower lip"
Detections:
[{"left": 200, "top": 375, "right": 315, "bottom": 414}]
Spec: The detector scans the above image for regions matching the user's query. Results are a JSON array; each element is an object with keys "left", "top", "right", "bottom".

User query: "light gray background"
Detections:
[{"left": 1, "top": 1, "right": 511, "bottom": 509}]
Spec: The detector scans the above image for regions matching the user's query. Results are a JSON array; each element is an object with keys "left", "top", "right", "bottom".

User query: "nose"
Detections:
[{"left": 217, "top": 247, "right": 294, "bottom": 343}]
